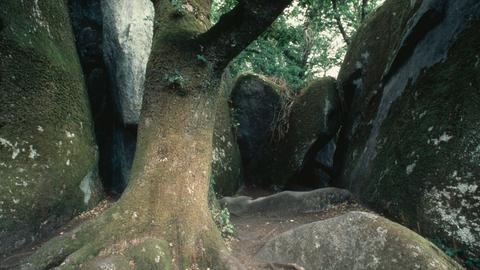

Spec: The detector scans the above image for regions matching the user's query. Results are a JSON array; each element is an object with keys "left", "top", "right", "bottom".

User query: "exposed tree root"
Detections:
[{"left": 20, "top": 202, "right": 243, "bottom": 270}]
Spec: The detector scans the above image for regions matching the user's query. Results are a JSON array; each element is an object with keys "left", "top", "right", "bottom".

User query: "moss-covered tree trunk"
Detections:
[{"left": 21, "top": 0, "right": 293, "bottom": 269}]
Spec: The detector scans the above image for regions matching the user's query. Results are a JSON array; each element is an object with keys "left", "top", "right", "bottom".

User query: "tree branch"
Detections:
[
  {"left": 331, "top": 0, "right": 350, "bottom": 45},
  {"left": 196, "top": 0, "right": 293, "bottom": 70}
]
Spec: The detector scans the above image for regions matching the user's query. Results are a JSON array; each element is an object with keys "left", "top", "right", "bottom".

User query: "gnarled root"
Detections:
[{"left": 20, "top": 203, "right": 244, "bottom": 270}]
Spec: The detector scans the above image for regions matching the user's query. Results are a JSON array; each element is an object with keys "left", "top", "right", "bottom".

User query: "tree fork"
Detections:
[
  {"left": 20, "top": 0, "right": 293, "bottom": 269},
  {"left": 196, "top": 0, "right": 293, "bottom": 70}
]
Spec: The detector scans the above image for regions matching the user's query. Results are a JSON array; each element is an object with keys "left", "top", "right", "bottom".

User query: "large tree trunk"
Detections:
[
  {"left": 120, "top": 49, "right": 222, "bottom": 259},
  {"left": 21, "top": 1, "right": 232, "bottom": 269},
  {"left": 21, "top": 0, "right": 293, "bottom": 268}
]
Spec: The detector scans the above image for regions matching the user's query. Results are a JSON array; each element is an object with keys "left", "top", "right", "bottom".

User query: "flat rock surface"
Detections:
[{"left": 220, "top": 188, "right": 353, "bottom": 217}]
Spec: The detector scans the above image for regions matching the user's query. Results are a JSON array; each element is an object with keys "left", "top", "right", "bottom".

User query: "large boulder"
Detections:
[
  {"left": 0, "top": 0, "right": 102, "bottom": 254},
  {"left": 250, "top": 77, "right": 340, "bottom": 187},
  {"left": 212, "top": 81, "right": 243, "bottom": 196},
  {"left": 230, "top": 73, "right": 285, "bottom": 172},
  {"left": 335, "top": 0, "right": 480, "bottom": 256},
  {"left": 256, "top": 211, "right": 462, "bottom": 270},
  {"left": 102, "top": 0, "right": 154, "bottom": 125}
]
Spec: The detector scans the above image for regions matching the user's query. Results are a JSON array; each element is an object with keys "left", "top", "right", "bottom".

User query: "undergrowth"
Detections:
[
  {"left": 431, "top": 238, "right": 480, "bottom": 269},
  {"left": 208, "top": 175, "right": 235, "bottom": 238}
]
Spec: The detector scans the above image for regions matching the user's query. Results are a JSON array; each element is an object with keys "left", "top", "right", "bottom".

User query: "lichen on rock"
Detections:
[
  {"left": 335, "top": 0, "right": 480, "bottom": 256},
  {"left": 0, "top": 0, "right": 102, "bottom": 254},
  {"left": 256, "top": 211, "right": 463, "bottom": 270}
]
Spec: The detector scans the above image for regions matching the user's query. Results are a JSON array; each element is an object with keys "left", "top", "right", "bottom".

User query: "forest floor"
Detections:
[
  {"left": 0, "top": 199, "right": 114, "bottom": 269},
  {"left": 1, "top": 188, "right": 364, "bottom": 270}
]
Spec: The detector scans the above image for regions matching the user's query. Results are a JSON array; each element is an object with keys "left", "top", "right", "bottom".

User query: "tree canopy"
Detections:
[{"left": 212, "top": 0, "right": 383, "bottom": 90}]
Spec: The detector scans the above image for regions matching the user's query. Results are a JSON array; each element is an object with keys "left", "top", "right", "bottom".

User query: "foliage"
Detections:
[
  {"left": 164, "top": 69, "right": 187, "bottom": 89},
  {"left": 170, "top": 0, "right": 187, "bottom": 17},
  {"left": 208, "top": 175, "right": 236, "bottom": 238},
  {"left": 196, "top": 54, "right": 208, "bottom": 64},
  {"left": 211, "top": 206, "right": 236, "bottom": 238},
  {"left": 431, "top": 238, "right": 480, "bottom": 269},
  {"left": 211, "top": 0, "right": 383, "bottom": 90},
  {"left": 170, "top": 0, "right": 183, "bottom": 10}
]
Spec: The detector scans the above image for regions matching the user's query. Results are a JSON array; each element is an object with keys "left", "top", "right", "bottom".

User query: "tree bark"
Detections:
[
  {"left": 197, "top": 0, "right": 293, "bottom": 70},
  {"left": 299, "top": 15, "right": 313, "bottom": 80},
  {"left": 331, "top": 0, "right": 351, "bottom": 45}
]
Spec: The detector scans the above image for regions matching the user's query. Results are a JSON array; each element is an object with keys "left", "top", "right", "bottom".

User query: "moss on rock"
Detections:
[
  {"left": 125, "top": 238, "right": 172, "bottom": 270},
  {"left": 212, "top": 80, "right": 244, "bottom": 196},
  {"left": 256, "top": 211, "right": 463, "bottom": 270},
  {"left": 336, "top": 0, "right": 480, "bottom": 258},
  {"left": 0, "top": 0, "right": 102, "bottom": 254},
  {"left": 230, "top": 73, "right": 285, "bottom": 170},
  {"left": 249, "top": 77, "right": 339, "bottom": 188}
]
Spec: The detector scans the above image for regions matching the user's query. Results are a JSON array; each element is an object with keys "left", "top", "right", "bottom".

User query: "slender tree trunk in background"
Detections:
[
  {"left": 331, "top": 0, "right": 350, "bottom": 45},
  {"left": 300, "top": 15, "right": 313, "bottom": 80},
  {"left": 361, "top": 0, "right": 368, "bottom": 22}
]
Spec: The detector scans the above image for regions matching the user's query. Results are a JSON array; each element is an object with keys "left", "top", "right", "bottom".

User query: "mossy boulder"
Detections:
[
  {"left": 212, "top": 81, "right": 243, "bottom": 196},
  {"left": 256, "top": 211, "right": 462, "bottom": 270},
  {"left": 0, "top": 0, "right": 102, "bottom": 254},
  {"left": 230, "top": 73, "right": 285, "bottom": 173},
  {"left": 249, "top": 77, "right": 340, "bottom": 188},
  {"left": 336, "top": 0, "right": 480, "bottom": 257}
]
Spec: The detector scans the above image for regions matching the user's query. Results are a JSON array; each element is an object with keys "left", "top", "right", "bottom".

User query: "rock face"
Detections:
[
  {"left": 69, "top": 0, "right": 135, "bottom": 192},
  {"left": 102, "top": 0, "right": 154, "bottom": 125},
  {"left": 212, "top": 81, "right": 243, "bottom": 196},
  {"left": 249, "top": 77, "right": 340, "bottom": 187},
  {"left": 256, "top": 211, "right": 462, "bottom": 270},
  {"left": 0, "top": 0, "right": 102, "bottom": 254},
  {"left": 230, "top": 73, "right": 284, "bottom": 171},
  {"left": 335, "top": 0, "right": 480, "bottom": 255},
  {"left": 291, "top": 138, "right": 338, "bottom": 189},
  {"left": 315, "top": 138, "right": 336, "bottom": 169},
  {"left": 220, "top": 188, "right": 352, "bottom": 217}
]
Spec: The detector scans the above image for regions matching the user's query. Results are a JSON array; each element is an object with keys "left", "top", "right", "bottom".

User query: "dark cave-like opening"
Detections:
[
  {"left": 285, "top": 137, "right": 337, "bottom": 191},
  {"left": 68, "top": 0, "right": 136, "bottom": 194}
]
